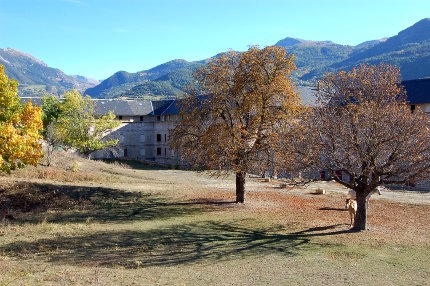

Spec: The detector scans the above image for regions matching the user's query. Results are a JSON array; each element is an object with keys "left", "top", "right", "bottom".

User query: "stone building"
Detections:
[
  {"left": 90, "top": 99, "right": 181, "bottom": 166},
  {"left": 21, "top": 78, "right": 430, "bottom": 169}
]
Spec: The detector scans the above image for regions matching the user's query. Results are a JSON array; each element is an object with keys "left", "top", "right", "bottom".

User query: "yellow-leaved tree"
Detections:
[
  {"left": 54, "top": 90, "right": 119, "bottom": 158},
  {"left": 0, "top": 64, "right": 43, "bottom": 173}
]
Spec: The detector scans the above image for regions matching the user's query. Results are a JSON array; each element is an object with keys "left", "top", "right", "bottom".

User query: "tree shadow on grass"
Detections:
[
  {"left": 0, "top": 181, "right": 232, "bottom": 224},
  {"left": 292, "top": 224, "right": 351, "bottom": 236},
  {"left": 0, "top": 221, "right": 349, "bottom": 268},
  {"left": 100, "top": 159, "right": 169, "bottom": 171}
]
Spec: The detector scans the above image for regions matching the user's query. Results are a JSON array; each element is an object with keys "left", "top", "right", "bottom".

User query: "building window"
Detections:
[
  {"left": 140, "top": 134, "right": 145, "bottom": 142},
  {"left": 124, "top": 148, "right": 127, "bottom": 157},
  {"left": 164, "top": 134, "right": 167, "bottom": 142},
  {"left": 157, "top": 134, "right": 161, "bottom": 142},
  {"left": 140, "top": 115, "right": 144, "bottom": 121},
  {"left": 411, "top": 105, "right": 416, "bottom": 113},
  {"left": 157, "top": 147, "right": 161, "bottom": 156},
  {"left": 140, "top": 149, "right": 145, "bottom": 156},
  {"left": 156, "top": 115, "right": 161, "bottom": 121},
  {"left": 119, "top": 115, "right": 123, "bottom": 120},
  {"left": 164, "top": 148, "right": 167, "bottom": 155}
]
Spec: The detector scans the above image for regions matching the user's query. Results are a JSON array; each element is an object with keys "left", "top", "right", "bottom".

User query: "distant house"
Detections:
[{"left": 21, "top": 97, "right": 181, "bottom": 166}]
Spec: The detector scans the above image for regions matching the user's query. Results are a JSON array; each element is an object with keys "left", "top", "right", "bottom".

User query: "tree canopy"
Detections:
[
  {"left": 0, "top": 64, "right": 43, "bottom": 173},
  {"left": 283, "top": 63, "right": 430, "bottom": 230},
  {"left": 171, "top": 46, "right": 301, "bottom": 203},
  {"left": 54, "top": 90, "right": 119, "bottom": 157}
]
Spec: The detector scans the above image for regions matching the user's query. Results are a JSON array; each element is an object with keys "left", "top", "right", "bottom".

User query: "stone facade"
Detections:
[{"left": 91, "top": 99, "right": 181, "bottom": 166}]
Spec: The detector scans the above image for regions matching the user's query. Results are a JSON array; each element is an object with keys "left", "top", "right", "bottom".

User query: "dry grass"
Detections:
[{"left": 1, "top": 152, "right": 430, "bottom": 285}]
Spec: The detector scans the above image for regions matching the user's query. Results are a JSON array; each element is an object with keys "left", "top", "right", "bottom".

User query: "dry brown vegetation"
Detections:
[{"left": 0, "top": 151, "right": 429, "bottom": 285}]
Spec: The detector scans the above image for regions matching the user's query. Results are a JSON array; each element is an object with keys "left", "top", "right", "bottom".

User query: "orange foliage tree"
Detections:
[
  {"left": 171, "top": 46, "right": 301, "bottom": 203},
  {"left": 282, "top": 64, "right": 430, "bottom": 230},
  {"left": 0, "top": 64, "right": 43, "bottom": 173}
]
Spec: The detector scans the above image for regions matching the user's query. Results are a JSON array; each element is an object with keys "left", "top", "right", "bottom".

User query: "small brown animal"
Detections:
[
  {"left": 346, "top": 198, "right": 357, "bottom": 227},
  {"left": 345, "top": 187, "right": 381, "bottom": 209}
]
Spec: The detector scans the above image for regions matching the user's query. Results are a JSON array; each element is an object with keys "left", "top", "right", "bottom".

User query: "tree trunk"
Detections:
[
  {"left": 236, "top": 171, "right": 246, "bottom": 203},
  {"left": 47, "top": 144, "right": 53, "bottom": 167},
  {"left": 353, "top": 190, "right": 368, "bottom": 231}
]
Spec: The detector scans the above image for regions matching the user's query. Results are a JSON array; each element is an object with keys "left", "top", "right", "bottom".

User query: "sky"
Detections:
[{"left": 0, "top": 0, "right": 429, "bottom": 80}]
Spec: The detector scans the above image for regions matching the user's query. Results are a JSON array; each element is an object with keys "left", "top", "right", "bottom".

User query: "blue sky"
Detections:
[{"left": 0, "top": 0, "right": 429, "bottom": 79}]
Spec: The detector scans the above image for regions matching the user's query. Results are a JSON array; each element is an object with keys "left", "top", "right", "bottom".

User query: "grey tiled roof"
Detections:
[
  {"left": 19, "top": 97, "right": 181, "bottom": 116},
  {"left": 297, "top": 86, "right": 317, "bottom": 106},
  {"left": 93, "top": 99, "right": 153, "bottom": 116}
]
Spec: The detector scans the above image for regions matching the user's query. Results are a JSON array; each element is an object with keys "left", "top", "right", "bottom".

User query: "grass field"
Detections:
[{"left": 1, "top": 152, "right": 430, "bottom": 285}]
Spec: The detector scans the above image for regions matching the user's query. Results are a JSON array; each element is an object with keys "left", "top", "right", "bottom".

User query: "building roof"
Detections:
[
  {"left": 152, "top": 100, "right": 174, "bottom": 115},
  {"left": 152, "top": 99, "right": 180, "bottom": 115},
  {"left": 93, "top": 99, "right": 153, "bottom": 116},
  {"left": 297, "top": 86, "right": 317, "bottom": 106},
  {"left": 94, "top": 99, "right": 180, "bottom": 116},
  {"left": 402, "top": 78, "right": 430, "bottom": 104},
  {"left": 19, "top": 97, "right": 180, "bottom": 116},
  {"left": 21, "top": 78, "right": 430, "bottom": 116}
]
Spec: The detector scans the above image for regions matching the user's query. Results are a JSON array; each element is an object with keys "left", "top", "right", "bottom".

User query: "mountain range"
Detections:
[
  {"left": 0, "top": 48, "right": 99, "bottom": 97},
  {"left": 295, "top": 18, "right": 430, "bottom": 81},
  {"left": 84, "top": 59, "right": 206, "bottom": 99},
  {"left": 1, "top": 18, "right": 430, "bottom": 99}
]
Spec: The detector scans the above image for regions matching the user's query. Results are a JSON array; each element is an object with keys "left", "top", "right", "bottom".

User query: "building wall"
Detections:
[
  {"left": 92, "top": 114, "right": 181, "bottom": 166},
  {"left": 413, "top": 103, "right": 430, "bottom": 112},
  {"left": 116, "top": 115, "right": 153, "bottom": 123}
]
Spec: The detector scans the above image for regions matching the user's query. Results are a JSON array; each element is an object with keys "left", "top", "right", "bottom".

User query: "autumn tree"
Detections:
[
  {"left": 282, "top": 63, "right": 430, "bottom": 230},
  {"left": 0, "top": 64, "right": 43, "bottom": 172},
  {"left": 55, "top": 90, "right": 119, "bottom": 158},
  {"left": 171, "top": 46, "right": 301, "bottom": 203}
]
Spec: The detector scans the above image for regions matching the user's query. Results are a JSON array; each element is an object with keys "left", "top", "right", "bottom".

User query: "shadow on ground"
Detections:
[
  {"left": 0, "top": 221, "right": 348, "bottom": 268},
  {"left": 100, "top": 159, "right": 169, "bottom": 171},
  {"left": 319, "top": 207, "right": 348, "bottom": 212},
  {"left": 0, "top": 181, "right": 231, "bottom": 224}
]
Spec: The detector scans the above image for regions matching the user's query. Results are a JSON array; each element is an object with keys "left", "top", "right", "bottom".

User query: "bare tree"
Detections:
[
  {"left": 282, "top": 63, "right": 430, "bottom": 230},
  {"left": 171, "top": 46, "right": 301, "bottom": 203}
]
